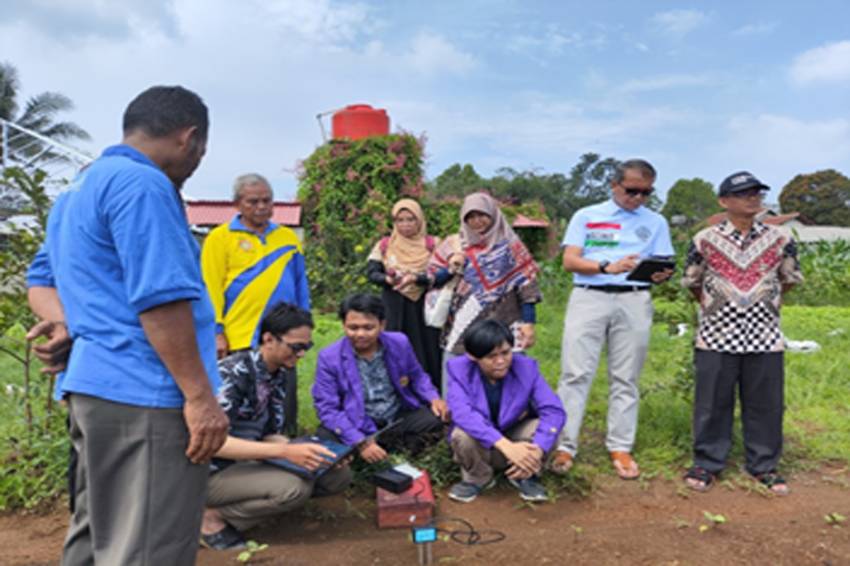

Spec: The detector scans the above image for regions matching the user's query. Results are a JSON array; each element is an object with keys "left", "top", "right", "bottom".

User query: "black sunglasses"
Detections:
[
  {"left": 623, "top": 187, "right": 654, "bottom": 197},
  {"left": 276, "top": 337, "right": 314, "bottom": 353}
]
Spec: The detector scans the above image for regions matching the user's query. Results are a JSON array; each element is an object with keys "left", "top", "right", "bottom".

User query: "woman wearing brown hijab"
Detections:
[{"left": 366, "top": 199, "right": 442, "bottom": 390}]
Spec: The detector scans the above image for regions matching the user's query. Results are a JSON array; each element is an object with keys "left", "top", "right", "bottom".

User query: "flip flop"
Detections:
[
  {"left": 754, "top": 472, "right": 790, "bottom": 496},
  {"left": 549, "top": 450, "right": 574, "bottom": 475},
  {"left": 683, "top": 466, "right": 716, "bottom": 492},
  {"left": 610, "top": 451, "right": 640, "bottom": 480}
]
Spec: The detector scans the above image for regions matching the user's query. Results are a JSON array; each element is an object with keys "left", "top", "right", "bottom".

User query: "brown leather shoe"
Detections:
[
  {"left": 549, "top": 450, "right": 574, "bottom": 475},
  {"left": 610, "top": 451, "right": 640, "bottom": 480}
]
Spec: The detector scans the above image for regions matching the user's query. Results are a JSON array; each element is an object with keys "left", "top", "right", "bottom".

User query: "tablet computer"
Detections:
[
  {"left": 625, "top": 257, "right": 676, "bottom": 283},
  {"left": 265, "top": 436, "right": 355, "bottom": 480},
  {"left": 265, "top": 419, "right": 403, "bottom": 479}
]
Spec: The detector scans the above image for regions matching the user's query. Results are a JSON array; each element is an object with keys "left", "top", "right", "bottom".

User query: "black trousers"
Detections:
[
  {"left": 692, "top": 350, "right": 784, "bottom": 475},
  {"left": 318, "top": 407, "right": 444, "bottom": 455}
]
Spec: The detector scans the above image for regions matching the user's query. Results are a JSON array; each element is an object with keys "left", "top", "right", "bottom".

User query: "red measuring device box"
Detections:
[{"left": 376, "top": 471, "right": 435, "bottom": 529}]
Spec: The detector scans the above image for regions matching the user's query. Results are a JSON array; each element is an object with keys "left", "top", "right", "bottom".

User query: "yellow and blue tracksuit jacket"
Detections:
[{"left": 201, "top": 216, "right": 310, "bottom": 350}]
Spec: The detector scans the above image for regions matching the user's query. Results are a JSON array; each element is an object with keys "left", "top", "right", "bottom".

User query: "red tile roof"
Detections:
[
  {"left": 512, "top": 213, "right": 549, "bottom": 228},
  {"left": 185, "top": 200, "right": 302, "bottom": 227}
]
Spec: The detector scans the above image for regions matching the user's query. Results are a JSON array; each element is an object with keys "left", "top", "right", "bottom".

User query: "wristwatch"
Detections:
[{"left": 598, "top": 260, "right": 610, "bottom": 274}]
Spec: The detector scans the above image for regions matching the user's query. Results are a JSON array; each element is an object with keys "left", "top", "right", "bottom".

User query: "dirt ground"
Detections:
[{"left": 2, "top": 466, "right": 849, "bottom": 566}]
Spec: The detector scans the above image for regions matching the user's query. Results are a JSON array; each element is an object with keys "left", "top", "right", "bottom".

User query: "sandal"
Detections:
[
  {"left": 754, "top": 472, "right": 789, "bottom": 496},
  {"left": 549, "top": 450, "right": 574, "bottom": 475},
  {"left": 610, "top": 451, "right": 640, "bottom": 480},
  {"left": 683, "top": 466, "right": 715, "bottom": 492}
]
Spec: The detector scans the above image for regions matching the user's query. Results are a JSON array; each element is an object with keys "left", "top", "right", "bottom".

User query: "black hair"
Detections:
[
  {"left": 338, "top": 293, "right": 386, "bottom": 322},
  {"left": 122, "top": 85, "right": 209, "bottom": 140},
  {"left": 259, "top": 302, "right": 313, "bottom": 337},
  {"left": 613, "top": 159, "right": 656, "bottom": 184},
  {"left": 463, "top": 319, "right": 514, "bottom": 358}
]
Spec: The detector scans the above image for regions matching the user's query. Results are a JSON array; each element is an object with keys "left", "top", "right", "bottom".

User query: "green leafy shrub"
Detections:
[{"left": 297, "top": 134, "right": 426, "bottom": 310}]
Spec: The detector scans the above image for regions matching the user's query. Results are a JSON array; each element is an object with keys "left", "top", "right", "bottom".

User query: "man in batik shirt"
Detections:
[{"left": 681, "top": 171, "right": 803, "bottom": 495}]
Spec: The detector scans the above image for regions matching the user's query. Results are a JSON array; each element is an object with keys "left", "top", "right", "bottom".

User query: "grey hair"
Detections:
[
  {"left": 232, "top": 173, "right": 273, "bottom": 201},
  {"left": 613, "top": 159, "right": 656, "bottom": 184}
]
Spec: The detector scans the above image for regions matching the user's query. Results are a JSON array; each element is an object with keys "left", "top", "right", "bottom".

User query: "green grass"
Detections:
[
  {"left": 293, "top": 292, "right": 850, "bottom": 494},
  {"left": 1, "top": 298, "right": 848, "bottom": 509}
]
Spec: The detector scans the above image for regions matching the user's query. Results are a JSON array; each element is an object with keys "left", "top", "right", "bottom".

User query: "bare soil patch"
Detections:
[{"left": 2, "top": 467, "right": 849, "bottom": 566}]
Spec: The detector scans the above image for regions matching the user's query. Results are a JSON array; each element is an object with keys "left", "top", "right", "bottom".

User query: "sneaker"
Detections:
[
  {"left": 508, "top": 476, "right": 548, "bottom": 502},
  {"left": 199, "top": 524, "right": 246, "bottom": 551},
  {"left": 448, "top": 480, "right": 493, "bottom": 503}
]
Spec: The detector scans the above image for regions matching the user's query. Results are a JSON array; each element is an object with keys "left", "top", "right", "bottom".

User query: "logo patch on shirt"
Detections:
[
  {"left": 398, "top": 376, "right": 410, "bottom": 387},
  {"left": 239, "top": 239, "right": 253, "bottom": 252},
  {"left": 584, "top": 222, "right": 621, "bottom": 248},
  {"left": 636, "top": 226, "right": 652, "bottom": 242}
]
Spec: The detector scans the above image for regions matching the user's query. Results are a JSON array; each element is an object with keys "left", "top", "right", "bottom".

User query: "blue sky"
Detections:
[{"left": 2, "top": 0, "right": 849, "bottom": 203}]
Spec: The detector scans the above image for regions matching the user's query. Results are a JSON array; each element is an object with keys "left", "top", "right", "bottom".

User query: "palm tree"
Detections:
[{"left": 0, "top": 61, "right": 90, "bottom": 165}]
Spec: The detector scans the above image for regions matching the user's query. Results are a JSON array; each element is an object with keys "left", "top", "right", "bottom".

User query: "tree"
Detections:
[
  {"left": 426, "top": 163, "right": 485, "bottom": 198},
  {"left": 427, "top": 153, "right": 620, "bottom": 224},
  {"left": 661, "top": 178, "right": 721, "bottom": 227},
  {"left": 0, "top": 62, "right": 90, "bottom": 166},
  {"left": 297, "top": 135, "right": 426, "bottom": 308},
  {"left": 779, "top": 169, "right": 850, "bottom": 226}
]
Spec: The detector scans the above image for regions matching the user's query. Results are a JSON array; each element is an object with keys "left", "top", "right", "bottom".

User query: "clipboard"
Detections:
[{"left": 625, "top": 257, "right": 676, "bottom": 283}]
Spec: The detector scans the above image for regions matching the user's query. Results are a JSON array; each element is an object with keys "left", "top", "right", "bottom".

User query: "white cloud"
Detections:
[
  {"left": 715, "top": 114, "right": 850, "bottom": 194},
  {"left": 789, "top": 40, "right": 850, "bottom": 85},
  {"left": 257, "top": 0, "right": 374, "bottom": 45},
  {"left": 405, "top": 32, "right": 477, "bottom": 76},
  {"left": 732, "top": 21, "right": 777, "bottom": 37},
  {"left": 651, "top": 9, "right": 708, "bottom": 38},
  {"left": 506, "top": 24, "right": 604, "bottom": 65},
  {"left": 621, "top": 74, "right": 712, "bottom": 94}
]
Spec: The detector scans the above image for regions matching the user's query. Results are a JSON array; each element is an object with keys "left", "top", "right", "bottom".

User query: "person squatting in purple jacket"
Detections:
[
  {"left": 312, "top": 294, "right": 450, "bottom": 463},
  {"left": 446, "top": 319, "right": 566, "bottom": 503}
]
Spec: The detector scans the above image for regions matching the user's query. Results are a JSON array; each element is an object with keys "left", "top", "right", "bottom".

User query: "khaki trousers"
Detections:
[
  {"left": 450, "top": 418, "right": 540, "bottom": 486},
  {"left": 556, "top": 287, "right": 654, "bottom": 456},
  {"left": 207, "top": 461, "right": 352, "bottom": 531}
]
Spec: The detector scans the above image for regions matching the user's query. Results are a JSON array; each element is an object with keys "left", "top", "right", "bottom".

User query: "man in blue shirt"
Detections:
[
  {"left": 551, "top": 159, "right": 673, "bottom": 480},
  {"left": 26, "top": 86, "right": 228, "bottom": 565}
]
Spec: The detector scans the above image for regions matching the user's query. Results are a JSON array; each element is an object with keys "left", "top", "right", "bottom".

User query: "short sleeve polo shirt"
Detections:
[
  {"left": 562, "top": 199, "right": 674, "bottom": 287},
  {"left": 26, "top": 144, "right": 220, "bottom": 408}
]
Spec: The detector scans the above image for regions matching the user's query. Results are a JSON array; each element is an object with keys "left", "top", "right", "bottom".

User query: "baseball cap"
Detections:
[{"left": 718, "top": 171, "right": 769, "bottom": 196}]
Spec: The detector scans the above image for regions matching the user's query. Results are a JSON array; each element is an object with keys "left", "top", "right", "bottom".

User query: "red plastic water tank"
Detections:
[{"left": 331, "top": 104, "right": 390, "bottom": 140}]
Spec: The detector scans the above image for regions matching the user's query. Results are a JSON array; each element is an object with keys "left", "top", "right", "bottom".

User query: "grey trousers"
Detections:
[
  {"left": 62, "top": 394, "right": 208, "bottom": 566},
  {"left": 207, "top": 461, "right": 352, "bottom": 531},
  {"left": 450, "top": 418, "right": 540, "bottom": 486},
  {"left": 556, "top": 287, "right": 654, "bottom": 456}
]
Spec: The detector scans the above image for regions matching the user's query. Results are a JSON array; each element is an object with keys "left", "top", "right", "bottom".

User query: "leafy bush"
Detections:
[
  {"left": 297, "top": 134, "right": 426, "bottom": 310},
  {"left": 785, "top": 240, "right": 850, "bottom": 307}
]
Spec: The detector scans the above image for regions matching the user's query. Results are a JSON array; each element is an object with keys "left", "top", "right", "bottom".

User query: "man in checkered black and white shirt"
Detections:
[{"left": 681, "top": 171, "right": 803, "bottom": 496}]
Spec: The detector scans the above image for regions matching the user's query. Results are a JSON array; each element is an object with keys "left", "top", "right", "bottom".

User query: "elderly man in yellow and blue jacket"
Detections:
[{"left": 201, "top": 173, "right": 310, "bottom": 361}]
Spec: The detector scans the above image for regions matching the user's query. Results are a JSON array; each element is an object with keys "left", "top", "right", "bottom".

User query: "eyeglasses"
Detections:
[
  {"left": 623, "top": 187, "right": 654, "bottom": 197},
  {"left": 275, "top": 337, "right": 314, "bottom": 353}
]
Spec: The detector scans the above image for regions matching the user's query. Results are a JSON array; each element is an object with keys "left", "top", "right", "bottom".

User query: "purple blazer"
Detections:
[
  {"left": 446, "top": 353, "right": 566, "bottom": 453},
  {"left": 312, "top": 331, "right": 440, "bottom": 446}
]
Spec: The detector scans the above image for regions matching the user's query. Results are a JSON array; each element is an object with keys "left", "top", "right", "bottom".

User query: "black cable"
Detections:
[{"left": 431, "top": 516, "right": 506, "bottom": 546}]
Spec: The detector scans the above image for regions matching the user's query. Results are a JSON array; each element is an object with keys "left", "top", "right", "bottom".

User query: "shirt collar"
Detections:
[
  {"left": 229, "top": 214, "right": 279, "bottom": 236},
  {"left": 603, "top": 198, "right": 642, "bottom": 216},
  {"left": 717, "top": 219, "right": 766, "bottom": 238},
  {"left": 249, "top": 349, "right": 283, "bottom": 382},
  {"left": 355, "top": 343, "right": 384, "bottom": 362},
  {"left": 101, "top": 144, "right": 160, "bottom": 171}
]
